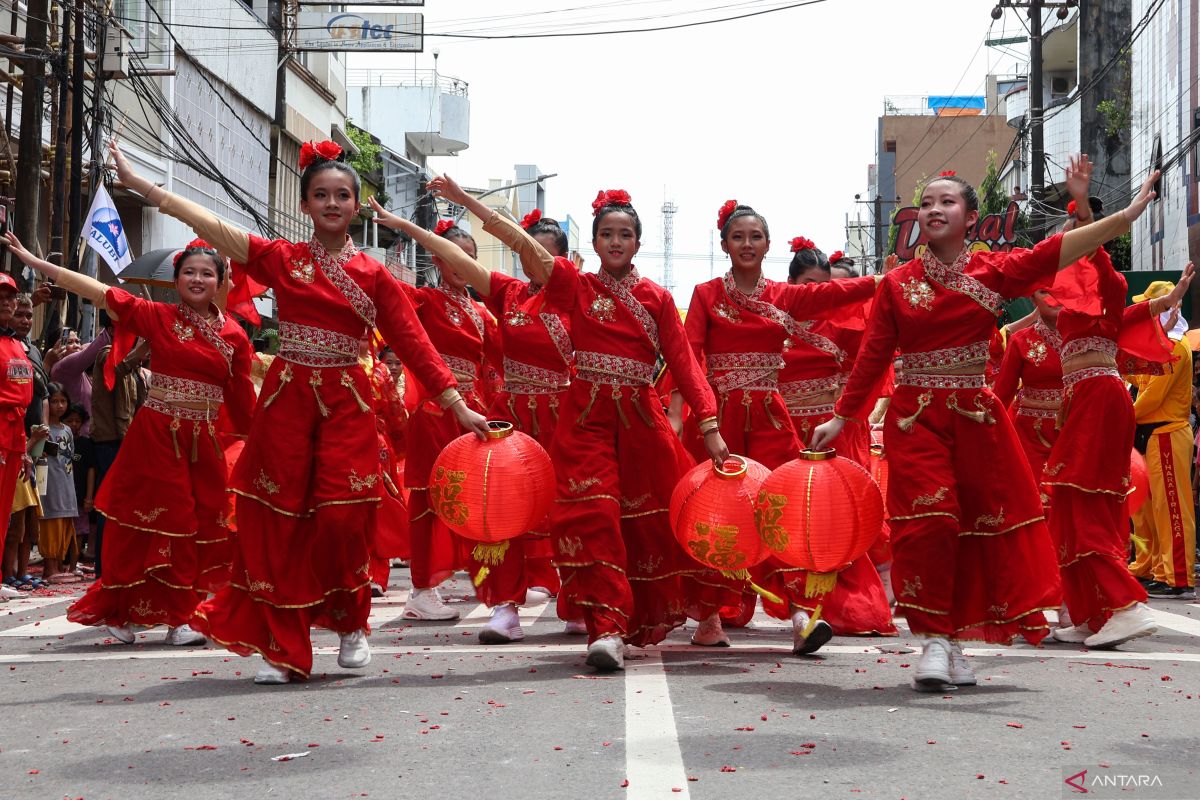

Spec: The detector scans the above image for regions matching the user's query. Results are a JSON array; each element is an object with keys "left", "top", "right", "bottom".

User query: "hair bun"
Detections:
[
  {"left": 592, "top": 189, "right": 633, "bottom": 216},
  {"left": 299, "top": 140, "right": 345, "bottom": 171}
]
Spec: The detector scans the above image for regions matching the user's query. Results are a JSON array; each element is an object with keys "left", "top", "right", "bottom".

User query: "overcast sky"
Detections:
[{"left": 352, "top": 1, "right": 1026, "bottom": 304}]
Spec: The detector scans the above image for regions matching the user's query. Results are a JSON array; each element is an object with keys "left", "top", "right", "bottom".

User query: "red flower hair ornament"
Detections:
[
  {"left": 520, "top": 209, "right": 543, "bottom": 229},
  {"left": 1067, "top": 200, "right": 1077, "bottom": 216},
  {"left": 592, "top": 189, "right": 633, "bottom": 216},
  {"left": 716, "top": 200, "right": 738, "bottom": 231},
  {"left": 938, "top": 170, "right": 957, "bottom": 177},
  {"left": 828, "top": 250, "right": 846, "bottom": 264},
  {"left": 298, "top": 140, "right": 344, "bottom": 171},
  {"left": 173, "top": 238, "right": 219, "bottom": 268},
  {"left": 434, "top": 219, "right": 456, "bottom": 236},
  {"left": 790, "top": 236, "right": 816, "bottom": 253}
]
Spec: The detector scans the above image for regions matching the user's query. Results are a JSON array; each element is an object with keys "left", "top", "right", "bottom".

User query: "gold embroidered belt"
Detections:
[
  {"left": 503, "top": 356, "right": 569, "bottom": 395},
  {"left": 1060, "top": 337, "right": 1118, "bottom": 363},
  {"left": 707, "top": 352, "right": 783, "bottom": 394},
  {"left": 1062, "top": 365, "right": 1121, "bottom": 389},
  {"left": 575, "top": 351, "right": 655, "bottom": 387},
  {"left": 896, "top": 371, "right": 986, "bottom": 390},
  {"left": 440, "top": 353, "right": 478, "bottom": 394},
  {"left": 279, "top": 321, "right": 359, "bottom": 368},
  {"left": 901, "top": 341, "right": 990, "bottom": 373},
  {"left": 787, "top": 391, "right": 836, "bottom": 417},
  {"left": 144, "top": 396, "right": 220, "bottom": 422}
]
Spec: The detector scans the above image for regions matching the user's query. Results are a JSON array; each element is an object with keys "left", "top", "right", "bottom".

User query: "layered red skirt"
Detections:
[
  {"left": 69, "top": 405, "right": 231, "bottom": 630},
  {"left": 192, "top": 360, "right": 381, "bottom": 678}
]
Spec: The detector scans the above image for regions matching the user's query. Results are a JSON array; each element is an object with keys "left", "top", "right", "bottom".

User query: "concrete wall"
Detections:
[
  {"left": 881, "top": 114, "right": 1016, "bottom": 204},
  {"left": 175, "top": 1, "right": 275, "bottom": 117},
  {"left": 1129, "top": 0, "right": 1199, "bottom": 271}
]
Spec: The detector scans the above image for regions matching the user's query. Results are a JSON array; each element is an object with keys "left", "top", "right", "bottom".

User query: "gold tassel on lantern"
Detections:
[
  {"left": 805, "top": 571, "right": 837, "bottom": 598},
  {"left": 473, "top": 567, "right": 490, "bottom": 586},
  {"left": 802, "top": 605, "right": 827, "bottom": 638},
  {"left": 472, "top": 540, "right": 510, "bottom": 566},
  {"left": 720, "top": 568, "right": 786, "bottom": 606}
]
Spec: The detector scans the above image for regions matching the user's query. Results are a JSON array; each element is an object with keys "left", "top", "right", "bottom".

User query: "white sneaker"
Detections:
[
  {"left": 401, "top": 588, "right": 460, "bottom": 621},
  {"left": 523, "top": 586, "right": 551, "bottom": 606},
  {"left": 253, "top": 659, "right": 290, "bottom": 685},
  {"left": 563, "top": 619, "right": 588, "bottom": 636},
  {"left": 948, "top": 642, "right": 976, "bottom": 686},
  {"left": 792, "top": 609, "right": 833, "bottom": 655},
  {"left": 691, "top": 614, "right": 730, "bottom": 647},
  {"left": 911, "top": 637, "right": 953, "bottom": 691},
  {"left": 106, "top": 625, "right": 135, "bottom": 645},
  {"left": 337, "top": 629, "right": 371, "bottom": 668},
  {"left": 1084, "top": 604, "right": 1158, "bottom": 650},
  {"left": 165, "top": 624, "right": 206, "bottom": 647},
  {"left": 479, "top": 604, "right": 524, "bottom": 644},
  {"left": 1050, "top": 624, "right": 1092, "bottom": 643},
  {"left": 585, "top": 636, "right": 625, "bottom": 671},
  {"left": 0, "top": 584, "right": 25, "bottom": 599}
]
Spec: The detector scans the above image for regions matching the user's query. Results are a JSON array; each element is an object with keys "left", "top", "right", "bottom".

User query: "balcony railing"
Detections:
[{"left": 346, "top": 68, "right": 468, "bottom": 96}]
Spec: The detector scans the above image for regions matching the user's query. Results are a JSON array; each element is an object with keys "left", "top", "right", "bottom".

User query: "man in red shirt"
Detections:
[{"left": 0, "top": 273, "right": 34, "bottom": 527}]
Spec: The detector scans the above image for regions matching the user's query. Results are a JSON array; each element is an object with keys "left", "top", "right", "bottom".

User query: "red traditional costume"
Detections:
[
  {"left": 402, "top": 282, "right": 491, "bottom": 591},
  {"left": 154, "top": 187, "right": 458, "bottom": 677},
  {"left": 541, "top": 260, "right": 722, "bottom": 646},
  {"left": 466, "top": 213, "right": 578, "bottom": 608},
  {"left": 366, "top": 356, "right": 410, "bottom": 588},
  {"left": 0, "top": 331, "right": 33, "bottom": 525},
  {"left": 835, "top": 241, "right": 1067, "bottom": 644},
  {"left": 68, "top": 290, "right": 255, "bottom": 629},
  {"left": 1042, "top": 248, "right": 1171, "bottom": 631},
  {"left": 683, "top": 272, "right": 893, "bottom": 635},
  {"left": 992, "top": 320, "right": 1064, "bottom": 486}
]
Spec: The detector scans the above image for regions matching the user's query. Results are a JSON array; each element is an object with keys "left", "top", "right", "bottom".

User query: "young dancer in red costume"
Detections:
[
  {"left": 1041, "top": 156, "right": 1190, "bottom": 648},
  {"left": 992, "top": 292, "right": 1064, "bottom": 486},
  {"left": 107, "top": 140, "right": 487, "bottom": 684},
  {"left": 412, "top": 175, "right": 577, "bottom": 642},
  {"left": 811, "top": 160, "right": 1164, "bottom": 691},
  {"left": 381, "top": 190, "right": 731, "bottom": 670},
  {"left": 6, "top": 234, "right": 255, "bottom": 645},
  {"left": 677, "top": 203, "right": 886, "bottom": 652}
]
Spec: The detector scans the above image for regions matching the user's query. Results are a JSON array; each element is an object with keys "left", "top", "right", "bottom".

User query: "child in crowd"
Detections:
[
  {"left": 38, "top": 384, "right": 79, "bottom": 583},
  {"left": 63, "top": 403, "right": 95, "bottom": 567}
]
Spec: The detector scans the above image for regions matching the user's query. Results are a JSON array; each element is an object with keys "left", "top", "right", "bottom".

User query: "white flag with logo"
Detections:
[{"left": 82, "top": 184, "right": 133, "bottom": 275}]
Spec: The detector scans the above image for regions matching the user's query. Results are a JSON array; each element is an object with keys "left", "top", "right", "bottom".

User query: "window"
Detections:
[
  {"left": 1151, "top": 134, "right": 1163, "bottom": 201},
  {"left": 885, "top": 140, "right": 897, "bottom": 153},
  {"left": 115, "top": 0, "right": 169, "bottom": 69}
]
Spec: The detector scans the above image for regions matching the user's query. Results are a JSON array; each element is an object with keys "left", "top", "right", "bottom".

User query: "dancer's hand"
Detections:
[
  {"left": 452, "top": 402, "right": 490, "bottom": 441},
  {"left": 1122, "top": 170, "right": 1160, "bottom": 224},
  {"left": 427, "top": 174, "right": 469, "bottom": 206},
  {"left": 703, "top": 430, "right": 730, "bottom": 468},
  {"left": 368, "top": 196, "right": 415, "bottom": 234},
  {"left": 882, "top": 253, "right": 900, "bottom": 274},
  {"left": 1064, "top": 153, "right": 1093, "bottom": 204},
  {"left": 2, "top": 232, "right": 56, "bottom": 278},
  {"left": 809, "top": 417, "right": 845, "bottom": 451},
  {"left": 107, "top": 139, "right": 155, "bottom": 199},
  {"left": 1167, "top": 263, "right": 1195, "bottom": 305}
]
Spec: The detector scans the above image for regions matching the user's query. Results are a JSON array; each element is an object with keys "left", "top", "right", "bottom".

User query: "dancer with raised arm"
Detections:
[
  {"left": 106, "top": 140, "right": 487, "bottom": 684},
  {"left": 5, "top": 234, "right": 255, "bottom": 645},
  {"left": 810, "top": 161, "right": 1165, "bottom": 691}
]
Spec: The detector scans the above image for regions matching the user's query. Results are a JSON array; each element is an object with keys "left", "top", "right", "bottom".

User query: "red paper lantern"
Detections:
[
  {"left": 755, "top": 449, "right": 883, "bottom": 585},
  {"left": 429, "top": 421, "right": 555, "bottom": 543},
  {"left": 670, "top": 455, "right": 772, "bottom": 572},
  {"left": 1126, "top": 448, "right": 1150, "bottom": 516}
]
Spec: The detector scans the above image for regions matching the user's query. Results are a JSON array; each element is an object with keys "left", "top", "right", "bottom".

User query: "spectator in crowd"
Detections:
[
  {"left": 62, "top": 403, "right": 95, "bottom": 566},
  {"left": 38, "top": 383, "right": 78, "bottom": 583}
]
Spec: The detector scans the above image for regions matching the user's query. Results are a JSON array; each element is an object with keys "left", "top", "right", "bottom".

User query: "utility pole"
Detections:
[
  {"left": 65, "top": 0, "right": 87, "bottom": 328},
  {"left": 873, "top": 195, "right": 884, "bottom": 269},
  {"left": 13, "top": 0, "right": 50, "bottom": 279},
  {"left": 1028, "top": 0, "right": 1045, "bottom": 243},
  {"left": 49, "top": 3, "right": 71, "bottom": 261},
  {"left": 661, "top": 200, "right": 677, "bottom": 294}
]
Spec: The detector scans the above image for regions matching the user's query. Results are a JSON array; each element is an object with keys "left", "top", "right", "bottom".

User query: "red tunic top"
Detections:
[
  {"left": 105, "top": 289, "right": 256, "bottom": 434},
  {"left": 486, "top": 266, "right": 573, "bottom": 393},
  {"left": 685, "top": 272, "right": 877, "bottom": 402},
  {"left": 836, "top": 236, "right": 1064, "bottom": 419},
  {"left": 0, "top": 335, "right": 33, "bottom": 451},
  {"left": 993, "top": 320, "right": 1064, "bottom": 411},
  {"left": 545, "top": 262, "right": 715, "bottom": 418},
  {"left": 243, "top": 235, "right": 454, "bottom": 394},
  {"left": 401, "top": 283, "right": 492, "bottom": 401}
]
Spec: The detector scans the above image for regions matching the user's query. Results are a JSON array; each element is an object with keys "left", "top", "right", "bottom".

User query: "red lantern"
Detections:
[
  {"left": 1126, "top": 448, "right": 1150, "bottom": 516},
  {"left": 429, "top": 421, "right": 555, "bottom": 544},
  {"left": 670, "top": 455, "right": 771, "bottom": 572},
  {"left": 755, "top": 449, "right": 883, "bottom": 594}
]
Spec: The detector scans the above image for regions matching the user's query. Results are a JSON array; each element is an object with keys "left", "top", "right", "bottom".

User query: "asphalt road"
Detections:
[{"left": 2, "top": 571, "right": 1198, "bottom": 800}]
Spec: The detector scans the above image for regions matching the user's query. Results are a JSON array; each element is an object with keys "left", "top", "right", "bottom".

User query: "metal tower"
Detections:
[{"left": 661, "top": 201, "right": 677, "bottom": 294}]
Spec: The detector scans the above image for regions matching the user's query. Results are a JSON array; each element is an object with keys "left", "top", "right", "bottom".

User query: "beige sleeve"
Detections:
[
  {"left": 158, "top": 192, "right": 251, "bottom": 263},
  {"left": 51, "top": 270, "right": 110, "bottom": 310},
  {"left": 411, "top": 226, "right": 492, "bottom": 295},
  {"left": 481, "top": 212, "right": 554, "bottom": 280}
]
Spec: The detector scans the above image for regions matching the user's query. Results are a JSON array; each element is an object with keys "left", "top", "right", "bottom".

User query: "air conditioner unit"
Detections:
[{"left": 101, "top": 21, "right": 128, "bottom": 78}]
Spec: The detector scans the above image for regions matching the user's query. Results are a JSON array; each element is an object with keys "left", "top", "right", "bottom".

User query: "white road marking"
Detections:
[
  {"left": 455, "top": 600, "right": 551, "bottom": 628},
  {"left": 1144, "top": 606, "right": 1200, "bottom": 638},
  {"left": 367, "top": 591, "right": 411, "bottom": 629},
  {"left": 0, "top": 613, "right": 89, "bottom": 638},
  {"left": 625, "top": 650, "right": 690, "bottom": 798},
  {"left": 453, "top": 603, "right": 492, "bottom": 626}
]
